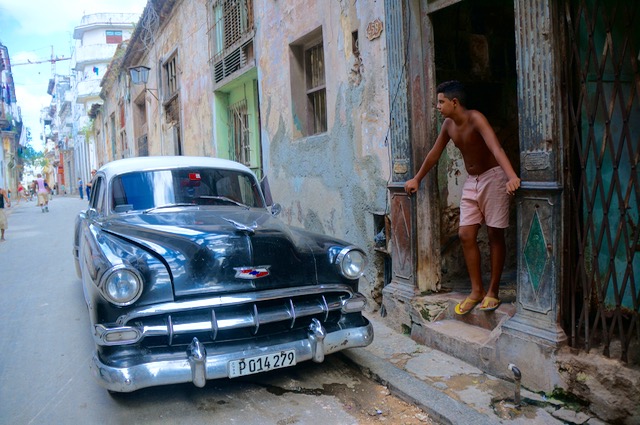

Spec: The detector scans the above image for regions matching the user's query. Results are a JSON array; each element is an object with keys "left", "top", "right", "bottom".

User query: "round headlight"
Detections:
[
  {"left": 102, "top": 267, "right": 143, "bottom": 306},
  {"left": 336, "top": 247, "right": 366, "bottom": 279}
]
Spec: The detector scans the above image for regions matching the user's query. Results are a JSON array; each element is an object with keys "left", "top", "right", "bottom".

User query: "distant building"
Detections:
[
  {"left": 68, "top": 12, "right": 140, "bottom": 191},
  {"left": 0, "top": 42, "right": 24, "bottom": 192}
]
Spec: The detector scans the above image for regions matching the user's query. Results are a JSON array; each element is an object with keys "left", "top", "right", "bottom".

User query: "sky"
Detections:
[{"left": 0, "top": 0, "right": 148, "bottom": 151}]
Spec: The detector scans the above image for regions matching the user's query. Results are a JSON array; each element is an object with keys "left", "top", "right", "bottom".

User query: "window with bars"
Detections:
[
  {"left": 210, "top": 0, "right": 254, "bottom": 60},
  {"left": 163, "top": 53, "right": 181, "bottom": 128},
  {"left": 305, "top": 42, "right": 327, "bottom": 134},
  {"left": 290, "top": 29, "right": 327, "bottom": 137},
  {"left": 209, "top": 0, "right": 255, "bottom": 84},
  {"left": 228, "top": 99, "right": 251, "bottom": 166},
  {"left": 164, "top": 54, "right": 178, "bottom": 99}
]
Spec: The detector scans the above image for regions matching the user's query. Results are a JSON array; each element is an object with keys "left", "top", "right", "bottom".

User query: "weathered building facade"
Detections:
[
  {"left": 0, "top": 43, "right": 24, "bottom": 193},
  {"left": 96, "top": 0, "right": 218, "bottom": 166},
  {"left": 381, "top": 0, "right": 638, "bottom": 422}
]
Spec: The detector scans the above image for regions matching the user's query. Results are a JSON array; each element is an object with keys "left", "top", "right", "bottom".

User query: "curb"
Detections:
[{"left": 341, "top": 348, "right": 500, "bottom": 425}]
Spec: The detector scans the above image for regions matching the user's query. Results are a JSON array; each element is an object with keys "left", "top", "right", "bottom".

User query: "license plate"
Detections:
[{"left": 228, "top": 350, "right": 296, "bottom": 378}]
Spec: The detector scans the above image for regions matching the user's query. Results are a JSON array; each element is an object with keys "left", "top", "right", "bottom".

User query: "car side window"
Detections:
[
  {"left": 91, "top": 178, "right": 106, "bottom": 215},
  {"left": 88, "top": 177, "right": 98, "bottom": 209}
]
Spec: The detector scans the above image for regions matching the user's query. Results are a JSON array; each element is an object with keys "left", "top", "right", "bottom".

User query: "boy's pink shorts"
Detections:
[{"left": 459, "top": 166, "right": 511, "bottom": 229}]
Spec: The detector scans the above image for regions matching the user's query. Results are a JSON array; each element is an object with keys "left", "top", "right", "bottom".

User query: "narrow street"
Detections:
[{"left": 0, "top": 196, "right": 435, "bottom": 425}]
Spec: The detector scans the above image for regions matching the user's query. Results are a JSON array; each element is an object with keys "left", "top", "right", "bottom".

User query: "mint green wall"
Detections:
[{"left": 213, "top": 69, "right": 261, "bottom": 176}]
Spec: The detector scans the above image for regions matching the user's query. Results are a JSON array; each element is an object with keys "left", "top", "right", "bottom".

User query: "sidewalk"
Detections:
[{"left": 342, "top": 314, "right": 603, "bottom": 425}]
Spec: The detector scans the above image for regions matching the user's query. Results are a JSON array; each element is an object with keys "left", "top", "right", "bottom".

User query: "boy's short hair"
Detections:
[{"left": 437, "top": 80, "right": 466, "bottom": 107}]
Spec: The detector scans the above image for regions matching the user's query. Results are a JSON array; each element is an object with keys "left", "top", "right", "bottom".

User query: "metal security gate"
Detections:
[{"left": 563, "top": 0, "right": 639, "bottom": 362}]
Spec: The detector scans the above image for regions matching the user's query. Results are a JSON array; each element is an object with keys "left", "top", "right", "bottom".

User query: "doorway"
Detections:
[{"left": 429, "top": 0, "right": 519, "bottom": 291}]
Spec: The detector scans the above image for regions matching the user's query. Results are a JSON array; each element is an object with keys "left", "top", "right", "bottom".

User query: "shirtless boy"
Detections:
[{"left": 404, "top": 80, "right": 521, "bottom": 314}]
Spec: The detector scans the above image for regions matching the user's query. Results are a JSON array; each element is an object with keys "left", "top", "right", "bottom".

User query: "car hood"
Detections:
[{"left": 100, "top": 208, "right": 333, "bottom": 297}]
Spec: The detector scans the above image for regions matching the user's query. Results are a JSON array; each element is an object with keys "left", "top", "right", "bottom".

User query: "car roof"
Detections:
[{"left": 97, "top": 156, "right": 255, "bottom": 180}]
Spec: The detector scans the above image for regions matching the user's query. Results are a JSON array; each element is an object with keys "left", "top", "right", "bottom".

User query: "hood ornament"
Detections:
[{"left": 223, "top": 218, "right": 258, "bottom": 235}]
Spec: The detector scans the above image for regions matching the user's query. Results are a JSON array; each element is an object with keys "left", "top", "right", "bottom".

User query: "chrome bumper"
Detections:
[{"left": 91, "top": 318, "right": 373, "bottom": 393}]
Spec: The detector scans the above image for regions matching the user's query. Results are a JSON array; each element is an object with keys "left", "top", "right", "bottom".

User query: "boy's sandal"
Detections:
[
  {"left": 479, "top": 296, "right": 501, "bottom": 311},
  {"left": 454, "top": 297, "right": 483, "bottom": 315}
]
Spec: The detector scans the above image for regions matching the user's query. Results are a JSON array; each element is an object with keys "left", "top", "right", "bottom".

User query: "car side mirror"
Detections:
[
  {"left": 270, "top": 203, "right": 282, "bottom": 216},
  {"left": 86, "top": 208, "right": 99, "bottom": 220}
]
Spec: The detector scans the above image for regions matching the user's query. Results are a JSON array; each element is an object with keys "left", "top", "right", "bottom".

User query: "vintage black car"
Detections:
[{"left": 73, "top": 156, "right": 373, "bottom": 393}]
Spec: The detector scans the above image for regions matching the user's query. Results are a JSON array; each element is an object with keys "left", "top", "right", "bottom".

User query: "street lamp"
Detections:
[{"left": 129, "top": 65, "right": 158, "bottom": 100}]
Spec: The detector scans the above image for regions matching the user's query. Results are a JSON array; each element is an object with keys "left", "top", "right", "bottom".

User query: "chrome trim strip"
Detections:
[
  {"left": 210, "top": 309, "right": 218, "bottom": 340},
  {"left": 116, "top": 284, "right": 354, "bottom": 325},
  {"left": 91, "top": 320, "right": 373, "bottom": 392},
  {"left": 321, "top": 295, "right": 329, "bottom": 321},
  {"left": 252, "top": 304, "right": 259, "bottom": 335},
  {"left": 288, "top": 298, "right": 296, "bottom": 328}
]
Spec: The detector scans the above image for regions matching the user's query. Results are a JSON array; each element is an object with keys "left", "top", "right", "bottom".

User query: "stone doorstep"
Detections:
[
  {"left": 410, "top": 291, "right": 516, "bottom": 331},
  {"left": 408, "top": 293, "right": 517, "bottom": 372}
]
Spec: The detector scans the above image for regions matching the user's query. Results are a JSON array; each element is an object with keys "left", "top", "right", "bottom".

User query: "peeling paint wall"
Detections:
[
  {"left": 256, "top": 0, "right": 390, "bottom": 304},
  {"left": 117, "top": 0, "right": 214, "bottom": 158},
  {"left": 149, "top": 0, "right": 212, "bottom": 157}
]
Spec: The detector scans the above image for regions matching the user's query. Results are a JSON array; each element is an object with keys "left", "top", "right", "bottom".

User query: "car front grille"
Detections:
[{"left": 110, "top": 284, "right": 358, "bottom": 347}]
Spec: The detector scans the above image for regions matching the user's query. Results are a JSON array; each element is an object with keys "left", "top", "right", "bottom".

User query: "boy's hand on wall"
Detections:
[
  {"left": 404, "top": 178, "right": 419, "bottom": 195},
  {"left": 506, "top": 177, "right": 521, "bottom": 195}
]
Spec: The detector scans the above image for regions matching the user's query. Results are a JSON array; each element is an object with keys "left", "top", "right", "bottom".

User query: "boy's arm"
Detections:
[
  {"left": 404, "top": 124, "right": 450, "bottom": 195},
  {"left": 472, "top": 112, "right": 521, "bottom": 195}
]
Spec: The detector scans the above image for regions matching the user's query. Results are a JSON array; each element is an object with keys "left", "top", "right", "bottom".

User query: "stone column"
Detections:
[
  {"left": 381, "top": 0, "right": 416, "bottom": 327},
  {"left": 498, "top": 0, "right": 568, "bottom": 390}
]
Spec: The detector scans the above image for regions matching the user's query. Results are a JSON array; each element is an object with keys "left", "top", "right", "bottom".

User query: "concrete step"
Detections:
[
  {"left": 409, "top": 292, "right": 517, "bottom": 369},
  {"left": 412, "top": 319, "right": 498, "bottom": 367}
]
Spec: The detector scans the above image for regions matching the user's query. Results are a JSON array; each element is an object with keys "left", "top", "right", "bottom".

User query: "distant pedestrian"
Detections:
[
  {"left": 86, "top": 169, "right": 96, "bottom": 200},
  {"left": 35, "top": 173, "right": 50, "bottom": 213},
  {"left": 0, "top": 187, "right": 10, "bottom": 241},
  {"left": 78, "top": 178, "right": 84, "bottom": 200},
  {"left": 16, "top": 183, "right": 27, "bottom": 203}
]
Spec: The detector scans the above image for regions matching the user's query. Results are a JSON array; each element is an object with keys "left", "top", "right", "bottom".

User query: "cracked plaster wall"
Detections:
[{"left": 256, "top": 0, "right": 390, "bottom": 304}]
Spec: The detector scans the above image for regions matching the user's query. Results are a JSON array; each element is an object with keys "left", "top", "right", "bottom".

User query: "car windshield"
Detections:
[{"left": 110, "top": 168, "right": 265, "bottom": 212}]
